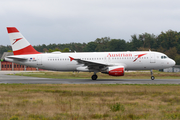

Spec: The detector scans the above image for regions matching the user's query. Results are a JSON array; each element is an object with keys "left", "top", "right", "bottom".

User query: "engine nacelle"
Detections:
[
  {"left": 76, "top": 66, "right": 89, "bottom": 72},
  {"left": 102, "top": 66, "right": 124, "bottom": 76}
]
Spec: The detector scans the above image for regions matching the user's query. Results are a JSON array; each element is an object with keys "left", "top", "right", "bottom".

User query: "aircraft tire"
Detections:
[
  {"left": 91, "top": 75, "right": 98, "bottom": 80},
  {"left": 151, "top": 76, "right": 155, "bottom": 80}
]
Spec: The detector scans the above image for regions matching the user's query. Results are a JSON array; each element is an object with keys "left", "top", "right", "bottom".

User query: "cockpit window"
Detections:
[{"left": 161, "top": 56, "right": 167, "bottom": 59}]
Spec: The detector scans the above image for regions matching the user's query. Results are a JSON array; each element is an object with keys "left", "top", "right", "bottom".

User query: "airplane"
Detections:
[{"left": 5, "top": 27, "right": 176, "bottom": 80}]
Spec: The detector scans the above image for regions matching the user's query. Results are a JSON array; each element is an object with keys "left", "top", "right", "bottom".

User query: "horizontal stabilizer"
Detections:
[{"left": 5, "top": 56, "right": 28, "bottom": 61}]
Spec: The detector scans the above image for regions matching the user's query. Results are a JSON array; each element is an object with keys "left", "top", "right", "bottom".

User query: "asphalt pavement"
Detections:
[{"left": 0, "top": 71, "right": 179, "bottom": 84}]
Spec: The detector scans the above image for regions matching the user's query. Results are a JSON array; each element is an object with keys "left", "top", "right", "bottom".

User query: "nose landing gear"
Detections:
[{"left": 150, "top": 70, "right": 155, "bottom": 80}]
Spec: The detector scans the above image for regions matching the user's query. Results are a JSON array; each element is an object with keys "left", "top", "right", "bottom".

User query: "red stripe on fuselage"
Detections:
[
  {"left": 7, "top": 27, "right": 19, "bottom": 33},
  {"left": 13, "top": 45, "right": 41, "bottom": 55}
]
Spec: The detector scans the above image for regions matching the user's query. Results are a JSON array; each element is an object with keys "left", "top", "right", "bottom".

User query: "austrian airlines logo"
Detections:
[
  {"left": 133, "top": 53, "right": 147, "bottom": 62},
  {"left": 12, "top": 38, "right": 23, "bottom": 45}
]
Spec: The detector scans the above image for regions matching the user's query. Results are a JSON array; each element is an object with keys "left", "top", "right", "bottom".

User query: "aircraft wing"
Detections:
[
  {"left": 69, "top": 56, "right": 112, "bottom": 71},
  {"left": 5, "top": 56, "right": 28, "bottom": 61}
]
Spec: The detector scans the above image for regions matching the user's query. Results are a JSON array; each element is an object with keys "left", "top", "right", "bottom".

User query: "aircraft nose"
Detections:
[{"left": 171, "top": 59, "right": 176, "bottom": 66}]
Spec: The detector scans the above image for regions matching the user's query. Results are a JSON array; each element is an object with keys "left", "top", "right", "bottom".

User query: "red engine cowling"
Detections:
[{"left": 108, "top": 66, "right": 124, "bottom": 76}]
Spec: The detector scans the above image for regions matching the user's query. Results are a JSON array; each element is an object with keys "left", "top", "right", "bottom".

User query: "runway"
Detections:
[{"left": 0, "top": 71, "right": 180, "bottom": 84}]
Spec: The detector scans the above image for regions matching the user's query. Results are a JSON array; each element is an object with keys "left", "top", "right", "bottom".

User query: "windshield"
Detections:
[{"left": 161, "top": 56, "right": 168, "bottom": 59}]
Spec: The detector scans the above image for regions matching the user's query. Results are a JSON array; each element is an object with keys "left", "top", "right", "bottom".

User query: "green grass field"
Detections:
[
  {"left": 12, "top": 70, "right": 180, "bottom": 79},
  {"left": 1, "top": 84, "right": 180, "bottom": 120},
  {"left": 5, "top": 71, "right": 180, "bottom": 119}
]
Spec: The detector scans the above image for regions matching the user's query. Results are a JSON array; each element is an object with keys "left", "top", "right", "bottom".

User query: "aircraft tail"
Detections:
[{"left": 7, "top": 27, "right": 40, "bottom": 55}]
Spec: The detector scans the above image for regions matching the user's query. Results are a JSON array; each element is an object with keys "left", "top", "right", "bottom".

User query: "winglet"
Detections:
[{"left": 69, "top": 56, "right": 74, "bottom": 61}]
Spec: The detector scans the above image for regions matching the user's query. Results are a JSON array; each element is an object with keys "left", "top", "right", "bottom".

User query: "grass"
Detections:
[
  {"left": 12, "top": 70, "right": 180, "bottom": 79},
  {"left": 1, "top": 84, "right": 180, "bottom": 119}
]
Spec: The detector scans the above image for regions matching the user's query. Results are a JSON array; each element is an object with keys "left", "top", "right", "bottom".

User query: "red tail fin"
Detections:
[{"left": 7, "top": 27, "right": 40, "bottom": 55}]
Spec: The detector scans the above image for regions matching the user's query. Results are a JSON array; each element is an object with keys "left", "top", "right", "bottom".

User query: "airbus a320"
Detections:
[{"left": 5, "top": 27, "right": 176, "bottom": 80}]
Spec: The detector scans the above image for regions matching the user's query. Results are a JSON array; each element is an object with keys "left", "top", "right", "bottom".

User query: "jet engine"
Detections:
[{"left": 101, "top": 66, "right": 124, "bottom": 76}]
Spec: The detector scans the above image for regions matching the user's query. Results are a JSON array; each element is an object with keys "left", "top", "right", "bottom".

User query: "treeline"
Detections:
[{"left": 0, "top": 30, "right": 180, "bottom": 64}]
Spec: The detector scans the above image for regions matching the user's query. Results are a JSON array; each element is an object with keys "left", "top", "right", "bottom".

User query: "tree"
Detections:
[
  {"left": 7, "top": 50, "right": 12, "bottom": 52},
  {"left": 175, "top": 55, "right": 180, "bottom": 65},
  {"left": 131, "top": 34, "right": 143, "bottom": 50},
  {"left": 108, "top": 39, "right": 126, "bottom": 51},
  {"left": 165, "top": 47, "right": 177, "bottom": 59},
  {"left": 157, "top": 30, "right": 179, "bottom": 50},
  {"left": 83, "top": 42, "right": 97, "bottom": 52},
  {"left": 54, "top": 48, "right": 61, "bottom": 51},
  {"left": 137, "top": 47, "right": 150, "bottom": 51},
  {"left": 62, "top": 48, "right": 70, "bottom": 52},
  {"left": 43, "top": 48, "right": 48, "bottom": 52},
  {"left": 95, "top": 37, "right": 110, "bottom": 51},
  {"left": 48, "top": 49, "right": 53, "bottom": 52}
]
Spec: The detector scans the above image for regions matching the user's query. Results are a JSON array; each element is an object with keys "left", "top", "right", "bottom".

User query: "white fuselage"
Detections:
[{"left": 5, "top": 51, "right": 175, "bottom": 71}]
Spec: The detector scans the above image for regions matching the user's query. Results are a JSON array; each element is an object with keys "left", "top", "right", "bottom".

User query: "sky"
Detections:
[{"left": 1, "top": 0, "right": 180, "bottom": 46}]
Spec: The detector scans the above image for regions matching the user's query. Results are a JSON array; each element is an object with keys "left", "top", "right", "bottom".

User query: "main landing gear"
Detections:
[
  {"left": 91, "top": 74, "right": 98, "bottom": 80},
  {"left": 150, "top": 70, "right": 155, "bottom": 80}
]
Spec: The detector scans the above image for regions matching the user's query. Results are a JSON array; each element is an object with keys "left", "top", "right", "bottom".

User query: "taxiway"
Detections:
[{"left": 0, "top": 71, "right": 179, "bottom": 84}]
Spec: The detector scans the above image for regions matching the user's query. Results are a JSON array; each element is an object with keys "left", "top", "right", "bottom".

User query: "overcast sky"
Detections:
[{"left": 1, "top": 0, "right": 180, "bottom": 45}]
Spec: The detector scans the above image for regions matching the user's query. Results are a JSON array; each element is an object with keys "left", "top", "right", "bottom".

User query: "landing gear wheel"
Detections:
[
  {"left": 150, "top": 70, "right": 155, "bottom": 80},
  {"left": 151, "top": 76, "right": 155, "bottom": 80},
  {"left": 91, "top": 75, "right": 98, "bottom": 80}
]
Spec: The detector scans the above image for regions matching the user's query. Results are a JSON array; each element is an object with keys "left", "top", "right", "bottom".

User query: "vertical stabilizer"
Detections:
[{"left": 7, "top": 27, "right": 40, "bottom": 55}]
